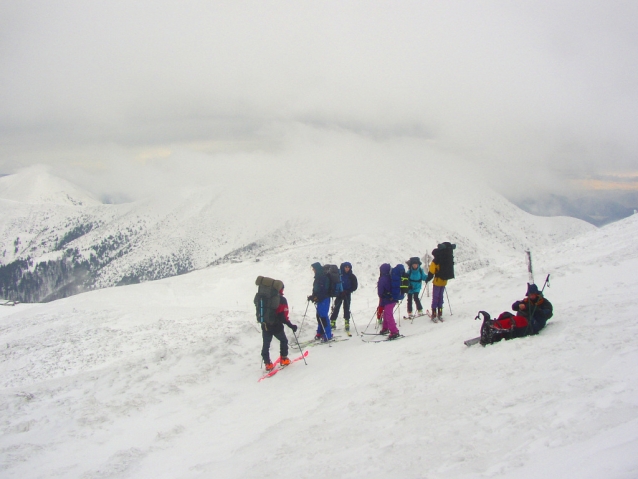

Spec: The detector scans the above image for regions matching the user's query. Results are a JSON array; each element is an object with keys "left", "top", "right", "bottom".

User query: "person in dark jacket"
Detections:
[
  {"left": 511, "top": 283, "right": 553, "bottom": 334},
  {"left": 329, "top": 262, "right": 358, "bottom": 333},
  {"left": 259, "top": 284, "right": 298, "bottom": 370},
  {"left": 308, "top": 262, "right": 333, "bottom": 341},
  {"left": 479, "top": 283, "right": 553, "bottom": 345},
  {"left": 377, "top": 263, "right": 400, "bottom": 339}
]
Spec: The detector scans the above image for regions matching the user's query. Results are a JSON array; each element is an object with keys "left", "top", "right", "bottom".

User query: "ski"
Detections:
[
  {"left": 403, "top": 313, "right": 426, "bottom": 321},
  {"left": 258, "top": 350, "right": 309, "bottom": 381},
  {"left": 464, "top": 337, "right": 481, "bottom": 347},
  {"left": 362, "top": 334, "right": 405, "bottom": 343},
  {"left": 306, "top": 336, "right": 349, "bottom": 347}
]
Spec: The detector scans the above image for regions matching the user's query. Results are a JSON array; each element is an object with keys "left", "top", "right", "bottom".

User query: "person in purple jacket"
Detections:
[{"left": 377, "top": 263, "right": 400, "bottom": 339}]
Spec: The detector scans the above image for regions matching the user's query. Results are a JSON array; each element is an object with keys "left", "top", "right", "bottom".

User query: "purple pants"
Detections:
[
  {"left": 432, "top": 285, "right": 445, "bottom": 310},
  {"left": 382, "top": 303, "right": 399, "bottom": 334}
]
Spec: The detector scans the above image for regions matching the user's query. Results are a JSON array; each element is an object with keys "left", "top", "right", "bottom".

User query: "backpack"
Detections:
[
  {"left": 323, "top": 264, "right": 343, "bottom": 297},
  {"left": 435, "top": 242, "right": 456, "bottom": 280},
  {"left": 254, "top": 276, "right": 283, "bottom": 325},
  {"left": 390, "top": 264, "right": 409, "bottom": 301}
]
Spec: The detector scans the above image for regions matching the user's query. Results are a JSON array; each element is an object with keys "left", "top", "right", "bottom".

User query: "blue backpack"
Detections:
[{"left": 390, "top": 264, "right": 409, "bottom": 301}]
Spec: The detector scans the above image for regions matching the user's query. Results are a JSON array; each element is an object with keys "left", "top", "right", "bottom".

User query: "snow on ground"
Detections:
[{"left": 1, "top": 215, "right": 638, "bottom": 478}]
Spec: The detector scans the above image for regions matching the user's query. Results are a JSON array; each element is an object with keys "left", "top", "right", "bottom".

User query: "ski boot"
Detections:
[
  {"left": 265, "top": 362, "right": 275, "bottom": 372},
  {"left": 280, "top": 357, "right": 291, "bottom": 366}
]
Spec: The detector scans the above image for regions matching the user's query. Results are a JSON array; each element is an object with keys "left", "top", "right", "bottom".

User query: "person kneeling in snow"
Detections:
[{"left": 479, "top": 283, "right": 553, "bottom": 346}]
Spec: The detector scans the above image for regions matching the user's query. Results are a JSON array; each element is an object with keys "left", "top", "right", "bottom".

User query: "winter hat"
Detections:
[
  {"left": 408, "top": 257, "right": 422, "bottom": 266},
  {"left": 526, "top": 283, "right": 540, "bottom": 296}
]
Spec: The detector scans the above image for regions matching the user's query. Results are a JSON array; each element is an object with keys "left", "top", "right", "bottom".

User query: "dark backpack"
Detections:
[
  {"left": 323, "top": 264, "right": 343, "bottom": 297},
  {"left": 390, "top": 264, "right": 409, "bottom": 301},
  {"left": 254, "top": 276, "right": 283, "bottom": 325},
  {"left": 435, "top": 242, "right": 456, "bottom": 280}
]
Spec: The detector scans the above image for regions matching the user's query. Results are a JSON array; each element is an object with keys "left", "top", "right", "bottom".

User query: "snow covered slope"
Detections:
[
  {"left": 1, "top": 213, "right": 637, "bottom": 478},
  {"left": 0, "top": 160, "right": 593, "bottom": 302}
]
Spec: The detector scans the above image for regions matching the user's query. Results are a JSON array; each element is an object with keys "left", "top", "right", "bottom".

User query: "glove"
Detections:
[
  {"left": 307, "top": 295, "right": 317, "bottom": 303},
  {"left": 376, "top": 306, "right": 383, "bottom": 320},
  {"left": 291, "top": 324, "right": 298, "bottom": 332}
]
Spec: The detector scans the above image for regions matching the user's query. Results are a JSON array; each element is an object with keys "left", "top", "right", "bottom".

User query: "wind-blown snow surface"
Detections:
[{"left": 1, "top": 213, "right": 638, "bottom": 478}]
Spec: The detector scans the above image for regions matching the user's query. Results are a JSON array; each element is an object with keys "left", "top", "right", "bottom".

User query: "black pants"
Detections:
[
  {"left": 407, "top": 293, "right": 423, "bottom": 313},
  {"left": 261, "top": 325, "right": 288, "bottom": 363},
  {"left": 329, "top": 293, "right": 351, "bottom": 321}
]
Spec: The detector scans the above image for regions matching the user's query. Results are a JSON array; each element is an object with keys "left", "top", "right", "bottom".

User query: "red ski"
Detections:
[{"left": 258, "top": 350, "right": 309, "bottom": 382}]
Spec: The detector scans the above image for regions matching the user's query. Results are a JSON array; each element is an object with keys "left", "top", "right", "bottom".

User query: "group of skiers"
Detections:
[{"left": 254, "top": 243, "right": 553, "bottom": 371}]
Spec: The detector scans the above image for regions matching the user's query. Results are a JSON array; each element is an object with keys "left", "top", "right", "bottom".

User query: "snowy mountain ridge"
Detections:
[{"left": 0, "top": 164, "right": 593, "bottom": 302}]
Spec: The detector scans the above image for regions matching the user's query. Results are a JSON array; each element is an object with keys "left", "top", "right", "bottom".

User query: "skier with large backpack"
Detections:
[
  {"left": 376, "top": 263, "right": 401, "bottom": 340},
  {"left": 478, "top": 282, "right": 553, "bottom": 346},
  {"left": 425, "top": 242, "right": 456, "bottom": 321},
  {"left": 329, "top": 262, "right": 358, "bottom": 333},
  {"left": 254, "top": 276, "right": 298, "bottom": 371},
  {"left": 308, "top": 262, "right": 333, "bottom": 341},
  {"left": 406, "top": 257, "right": 427, "bottom": 318}
]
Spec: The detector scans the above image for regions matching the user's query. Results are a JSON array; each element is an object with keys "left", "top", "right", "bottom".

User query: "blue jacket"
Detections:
[
  {"left": 407, "top": 266, "right": 427, "bottom": 294},
  {"left": 340, "top": 262, "right": 358, "bottom": 294}
]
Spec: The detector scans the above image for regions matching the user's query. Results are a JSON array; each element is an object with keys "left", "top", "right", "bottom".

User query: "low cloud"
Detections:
[{"left": 1, "top": 1, "right": 637, "bottom": 202}]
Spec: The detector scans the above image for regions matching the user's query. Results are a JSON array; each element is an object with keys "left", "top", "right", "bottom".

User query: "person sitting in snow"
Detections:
[
  {"left": 257, "top": 282, "right": 298, "bottom": 371},
  {"left": 308, "top": 262, "right": 333, "bottom": 341},
  {"left": 479, "top": 283, "right": 553, "bottom": 346},
  {"left": 329, "top": 262, "right": 358, "bottom": 333}
]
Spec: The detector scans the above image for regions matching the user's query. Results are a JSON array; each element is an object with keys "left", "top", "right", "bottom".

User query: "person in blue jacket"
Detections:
[
  {"left": 308, "top": 262, "right": 333, "bottom": 341},
  {"left": 406, "top": 257, "right": 427, "bottom": 318},
  {"left": 329, "top": 262, "right": 358, "bottom": 333}
]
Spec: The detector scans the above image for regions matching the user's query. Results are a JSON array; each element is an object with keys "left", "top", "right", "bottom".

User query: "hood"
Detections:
[
  {"left": 526, "top": 283, "right": 540, "bottom": 296},
  {"left": 340, "top": 262, "right": 353, "bottom": 273},
  {"left": 311, "top": 262, "right": 323, "bottom": 275},
  {"left": 407, "top": 257, "right": 422, "bottom": 267},
  {"left": 379, "top": 263, "right": 391, "bottom": 275}
]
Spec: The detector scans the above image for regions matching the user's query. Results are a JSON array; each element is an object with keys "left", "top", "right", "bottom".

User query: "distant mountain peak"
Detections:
[{"left": 0, "top": 165, "right": 101, "bottom": 207}]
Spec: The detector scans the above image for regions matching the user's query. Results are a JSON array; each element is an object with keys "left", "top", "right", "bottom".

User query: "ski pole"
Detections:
[
  {"left": 297, "top": 300, "right": 310, "bottom": 338},
  {"left": 362, "top": 309, "right": 379, "bottom": 335},
  {"left": 525, "top": 274, "right": 551, "bottom": 336},
  {"left": 291, "top": 330, "right": 307, "bottom": 365},
  {"left": 444, "top": 287, "right": 452, "bottom": 315},
  {"left": 350, "top": 311, "right": 360, "bottom": 336}
]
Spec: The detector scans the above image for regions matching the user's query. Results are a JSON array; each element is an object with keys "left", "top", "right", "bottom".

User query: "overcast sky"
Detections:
[{"left": 1, "top": 1, "right": 637, "bottom": 200}]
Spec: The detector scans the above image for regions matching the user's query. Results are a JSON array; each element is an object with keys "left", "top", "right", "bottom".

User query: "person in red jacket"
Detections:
[{"left": 261, "top": 285, "right": 298, "bottom": 371}]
